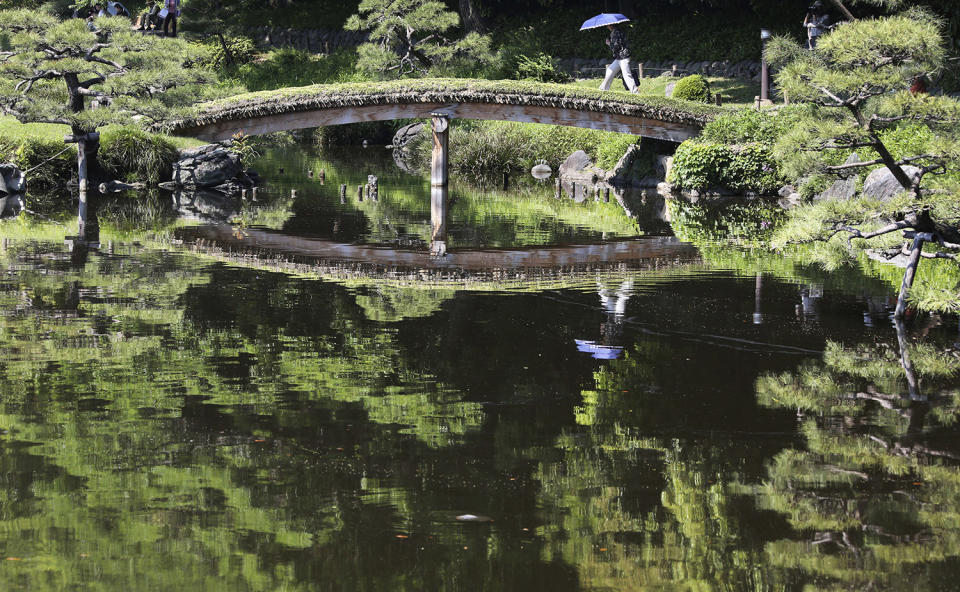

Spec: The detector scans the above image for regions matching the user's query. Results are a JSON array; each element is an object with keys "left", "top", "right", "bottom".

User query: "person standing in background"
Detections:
[
  {"left": 162, "top": 0, "right": 180, "bottom": 37},
  {"left": 803, "top": 1, "right": 831, "bottom": 50}
]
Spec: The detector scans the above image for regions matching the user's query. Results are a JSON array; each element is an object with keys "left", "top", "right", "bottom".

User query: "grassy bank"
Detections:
[{"left": 0, "top": 117, "right": 204, "bottom": 209}]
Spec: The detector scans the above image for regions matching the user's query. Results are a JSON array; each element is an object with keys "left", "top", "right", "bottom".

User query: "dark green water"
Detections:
[{"left": 0, "top": 143, "right": 958, "bottom": 590}]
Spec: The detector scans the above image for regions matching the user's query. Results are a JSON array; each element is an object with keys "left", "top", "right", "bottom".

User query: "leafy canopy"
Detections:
[
  {"left": 344, "top": 0, "right": 496, "bottom": 77},
  {"left": 767, "top": 8, "right": 960, "bottom": 313},
  {"left": 0, "top": 9, "right": 218, "bottom": 133}
]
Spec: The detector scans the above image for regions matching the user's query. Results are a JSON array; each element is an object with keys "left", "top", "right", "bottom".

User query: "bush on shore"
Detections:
[
  {"left": 0, "top": 118, "right": 188, "bottom": 205},
  {"left": 406, "top": 120, "right": 641, "bottom": 177},
  {"left": 667, "top": 108, "right": 806, "bottom": 193}
]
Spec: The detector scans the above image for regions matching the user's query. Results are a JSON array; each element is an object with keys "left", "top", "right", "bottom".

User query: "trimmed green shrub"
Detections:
[
  {"left": 672, "top": 74, "right": 711, "bottom": 102},
  {"left": 409, "top": 120, "right": 642, "bottom": 177},
  {"left": 100, "top": 128, "right": 180, "bottom": 185},
  {"left": 727, "top": 144, "right": 783, "bottom": 193},
  {"left": 667, "top": 142, "right": 731, "bottom": 189},
  {"left": 669, "top": 141, "right": 783, "bottom": 193},
  {"left": 701, "top": 106, "right": 809, "bottom": 144},
  {"left": 513, "top": 53, "right": 571, "bottom": 83}
]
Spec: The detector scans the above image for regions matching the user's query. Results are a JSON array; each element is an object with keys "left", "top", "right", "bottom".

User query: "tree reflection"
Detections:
[{"left": 754, "top": 319, "right": 960, "bottom": 589}]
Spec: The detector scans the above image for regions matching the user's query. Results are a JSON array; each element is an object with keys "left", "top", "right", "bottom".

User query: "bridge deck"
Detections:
[{"left": 170, "top": 78, "right": 725, "bottom": 142}]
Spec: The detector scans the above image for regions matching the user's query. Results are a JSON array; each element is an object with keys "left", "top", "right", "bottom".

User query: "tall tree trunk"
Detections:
[
  {"left": 65, "top": 73, "right": 104, "bottom": 244},
  {"left": 894, "top": 235, "right": 925, "bottom": 319},
  {"left": 826, "top": 0, "right": 856, "bottom": 21},
  {"left": 458, "top": 0, "right": 484, "bottom": 33},
  {"left": 217, "top": 31, "right": 236, "bottom": 67}
]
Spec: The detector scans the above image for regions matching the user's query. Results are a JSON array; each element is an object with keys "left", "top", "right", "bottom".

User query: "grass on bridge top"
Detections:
[{"left": 188, "top": 78, "right": 731, "bottom": 128}]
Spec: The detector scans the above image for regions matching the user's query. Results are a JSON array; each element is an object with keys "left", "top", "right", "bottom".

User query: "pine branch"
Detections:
[{"left": 15, "top": 70, "right": 62, "bottom": 93}]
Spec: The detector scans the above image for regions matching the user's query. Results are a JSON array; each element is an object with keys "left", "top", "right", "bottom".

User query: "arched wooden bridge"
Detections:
[
  {"left": 170, "top": 78, "right": 721, "bottom": 143},
  {"left": 170, "top": 79, "right": 723, "bottom": 256}
]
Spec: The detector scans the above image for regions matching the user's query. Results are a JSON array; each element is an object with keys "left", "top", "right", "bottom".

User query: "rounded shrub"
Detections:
[
  {"left": 727, "top": 144, "right": 783, "bottom": 193},
  {"left": 513, "top": 53, "right": 571, "bottom": 83},
  {"left": 672, "top": 74, "right": 711, "bottom": 102},
  {"left": 100, "top": 127, "right": 179, "bottom": 185},
  {"left": 667, "top": 142, "right": 732, "bottom": 189}
]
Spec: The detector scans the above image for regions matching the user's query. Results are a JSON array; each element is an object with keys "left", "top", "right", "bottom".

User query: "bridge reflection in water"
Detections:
[{"left": 177, "top": 223, "right": 700, "bottom": 280}]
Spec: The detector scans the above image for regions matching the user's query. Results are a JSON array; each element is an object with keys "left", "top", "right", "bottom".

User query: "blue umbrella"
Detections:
[{"left": 579, "top": 13, "right": 630, "bottom": 31}]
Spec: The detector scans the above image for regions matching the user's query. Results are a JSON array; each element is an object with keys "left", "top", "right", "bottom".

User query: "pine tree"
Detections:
[
  {"left": 768, "top": 8, "right": 960, "bottom": 316},
  {"left": 344, "top": 0, "right": 496, "bottom": 77},
  {"left": 0, "top": 8, "right": 217, "bottom": 234}
]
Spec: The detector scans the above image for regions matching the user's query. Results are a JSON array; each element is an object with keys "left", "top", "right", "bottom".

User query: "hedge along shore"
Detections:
[{"left": 168, "top": 78, "right": 728, "bottom": 135}]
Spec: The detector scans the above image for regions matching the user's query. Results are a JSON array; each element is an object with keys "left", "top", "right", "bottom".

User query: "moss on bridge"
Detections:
[{"left": 172, "top": 78, "right": 728, "bottom": 132}]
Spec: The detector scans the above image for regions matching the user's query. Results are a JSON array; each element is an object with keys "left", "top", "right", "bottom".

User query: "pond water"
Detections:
[{"left": 0, "top": 141, "right": 959, "bottom": 590}]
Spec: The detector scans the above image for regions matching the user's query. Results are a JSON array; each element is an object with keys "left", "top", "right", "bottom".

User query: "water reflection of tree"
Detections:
[
  {"left": 754, "top": 321, "right": 960, "bottom": 590},
  {"left": 534, "top": 333, "right": 798, "bottom": 591}
]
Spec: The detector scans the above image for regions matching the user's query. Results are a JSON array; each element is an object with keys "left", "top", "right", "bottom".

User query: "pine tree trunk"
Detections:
[
  {"left": 217, "top": 32, "right": 235, "bottom": 67},
  {"left": 894, "top": 235, "right": 924, "bottom": 319},
  {"left": 458, "top": 0, "right": 484, "bottom": 33}
]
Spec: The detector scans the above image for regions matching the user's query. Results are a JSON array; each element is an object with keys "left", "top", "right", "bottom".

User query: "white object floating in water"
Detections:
[
  {"left": 456, "top": 514, "right": 493, "bottom": 522},
  {"left": 531, "top": 164, "right": 552, "bottom": 180}
]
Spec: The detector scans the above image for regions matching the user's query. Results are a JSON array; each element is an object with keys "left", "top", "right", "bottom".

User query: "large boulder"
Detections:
[
  {"left": 390, "top": 122, "right": 424, "bottom": 151},
  {"left": 862, "top": 165, "right": 921, "bottom": 201},
  {"left": 815, "top": 154, "right": 861, "bottom": 201},
  {"left": 559, "top": 150, "right": 603, "bottom": 185},
  {"left": 173, "top": 144, "right": 242, "bottom": 189},
  {"left": 0, "top": 163, "right": 26, "bottom": 196}
]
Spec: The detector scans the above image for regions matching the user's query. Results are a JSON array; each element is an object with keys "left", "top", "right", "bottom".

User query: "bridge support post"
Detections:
[{"left": 430, "top": 113, "right": 450, "bottom": 256}]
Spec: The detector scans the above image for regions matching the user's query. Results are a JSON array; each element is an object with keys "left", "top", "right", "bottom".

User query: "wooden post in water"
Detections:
[
  {"left": 604, "top": 187, "right": 610, "bottom": 203},
  {"left": 368, "top": 175, "right": 378, "bottom": 201},
  {"left": 502, "top": 172, "right": 509, "bottom": 191},
  {"left": 554, "top": 177, "right": 561, "bottom": 199},
  {"left": 430, "top": 113, "right": 450, "bottom": 256},
  {"left": 340, "top": 184, "right": 347, "bottom": 204},
  {"left": 252, "top": 187, "right": 259, "bottom": 201},
  {"left": 357, "top": 184, "right": 364, "bottom": 201}
]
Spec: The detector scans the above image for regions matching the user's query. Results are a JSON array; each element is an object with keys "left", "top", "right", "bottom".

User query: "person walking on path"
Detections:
[
  {"left": 803, "top": 1, "right": 831, "bottom": 50},
  {"left": 599, "top": 24, "right": 638, "bottom": 93},
  {"left": 162, "top": 0, "right": 180, "bottom": 37}
]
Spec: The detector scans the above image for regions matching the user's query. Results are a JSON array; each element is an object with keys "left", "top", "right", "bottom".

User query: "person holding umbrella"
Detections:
[{"left": 581, "top": 14, "right": 638, "bottom": 93}]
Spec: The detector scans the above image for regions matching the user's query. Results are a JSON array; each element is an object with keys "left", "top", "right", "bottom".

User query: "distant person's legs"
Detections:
[
  {"left": 600, "top": 60, "right": 623, "bottom": 91},
  {"left": 619, "top": 58, "right": 638, "bottom": 92},
  {"left": 162, "top": 14, "right": 176, "bottom": 37}
]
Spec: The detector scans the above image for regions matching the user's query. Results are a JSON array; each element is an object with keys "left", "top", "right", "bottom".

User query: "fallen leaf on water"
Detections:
[
  {"left": 5, "top": 558, "right": 20, "bottom": 561},
  {"left": 395, "top": 534, "right": 409, "bottom": 539}
]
